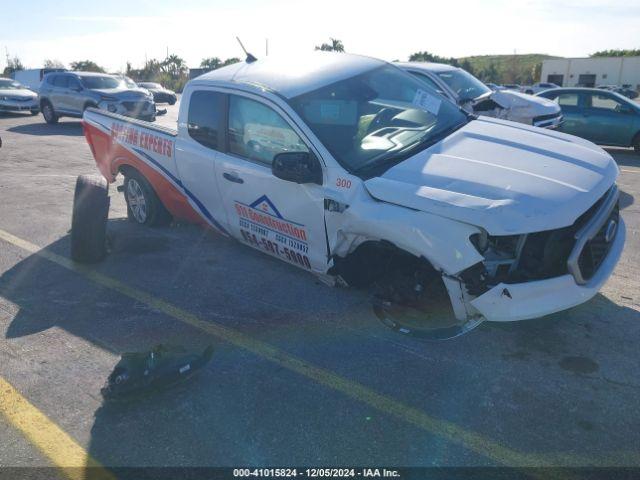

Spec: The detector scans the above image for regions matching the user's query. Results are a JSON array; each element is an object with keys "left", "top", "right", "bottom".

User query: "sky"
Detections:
[{"left": 1, "top": 0, "right": 639, "bottom": 72}]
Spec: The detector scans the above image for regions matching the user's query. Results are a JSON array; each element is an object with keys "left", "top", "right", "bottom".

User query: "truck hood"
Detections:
[
  {"left": 92, "top": 88, "right": 150, "bottom": 101},
  {"left": 471, "top": 90, "right": 560, "bottom": 123},
  {"left": 364, "top": 117, "right": 618, "bottom": 235}
]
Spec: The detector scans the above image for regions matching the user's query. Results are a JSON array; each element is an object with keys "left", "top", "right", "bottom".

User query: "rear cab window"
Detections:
[{"left": 187, "top": 90, "right": 225, "bottom": 150}]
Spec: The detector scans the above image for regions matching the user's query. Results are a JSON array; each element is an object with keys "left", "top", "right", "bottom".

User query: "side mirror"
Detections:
[
  {"left": 618, "top": 104, "right": 634, "bottom": 114},
  {"left": 272, "top": 151, "right": 322, "bottom": 185}
]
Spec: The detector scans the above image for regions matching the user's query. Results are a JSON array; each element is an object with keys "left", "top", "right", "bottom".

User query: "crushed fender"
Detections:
[{"left": 101, "top": 344, "right": 214, "bottom": 401}]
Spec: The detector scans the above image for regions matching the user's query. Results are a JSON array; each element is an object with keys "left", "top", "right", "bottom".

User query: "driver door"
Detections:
[
  {"left": 216, "top": 93, "right": 328, "bottom": 273},
  {"left": 583, "top": 92, "right": 634, "bottom": 145}
]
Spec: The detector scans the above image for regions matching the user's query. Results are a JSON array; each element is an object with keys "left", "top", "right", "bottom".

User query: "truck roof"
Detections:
[{"left": 191, "top": 51, "right": 385, "bottom": 99}]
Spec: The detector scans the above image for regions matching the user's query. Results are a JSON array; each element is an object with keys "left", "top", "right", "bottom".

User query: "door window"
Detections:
[
  {"left": 68, "top": 77, "right": 82, "bottom": 90},
  {"left": 588, "top": 94, "right": 623, "bottom": 112},
  {"left": 53, "top": 75, "right": 69, "bottom": 88},
  {"left": 555, "top": 93, "right": 579, "bottom": 107},
  {"left": 228, "top": 95, "right": 308, "bottom": 165},
  {"left": 187, "top": 90, "right": 225, "bottom": 150}
]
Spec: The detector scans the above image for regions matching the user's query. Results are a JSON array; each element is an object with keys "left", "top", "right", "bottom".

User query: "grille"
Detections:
[
  {"left": 577, "top": 206, "right": 619, "bottom": 281},
  {"left": 122, "top": 101, "right": 146, "bottom": 112}
]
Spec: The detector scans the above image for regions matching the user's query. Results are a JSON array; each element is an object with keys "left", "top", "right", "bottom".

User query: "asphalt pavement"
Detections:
[{"left": 0, "top": 99, "right": 639, "bottom": 475}]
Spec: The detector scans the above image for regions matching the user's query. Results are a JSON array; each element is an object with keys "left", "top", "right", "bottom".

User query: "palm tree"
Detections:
[{"left": 315, "top": 38, "right": 345, "bottom": 52}]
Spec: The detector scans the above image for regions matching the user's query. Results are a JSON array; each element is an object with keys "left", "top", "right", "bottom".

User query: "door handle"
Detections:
[{"left": 223, "top": 172, "right": 244, "bottom": 184}]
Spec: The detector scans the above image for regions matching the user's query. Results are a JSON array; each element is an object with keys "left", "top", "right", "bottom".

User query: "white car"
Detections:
[
  {"left": 0, "top": 78, "right": 39, "bottom": 115},
  {"left": 80, "top": 52, "right": 624, "bottom": 338},
  {"left": 397, "top": 63, "right": 563, "bottom": 129}
]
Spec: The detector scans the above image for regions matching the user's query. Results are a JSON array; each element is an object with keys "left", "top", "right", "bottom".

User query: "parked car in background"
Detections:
[
  {"left": 501, "top": 84, "right": 521, "bottom": 91},
  {"left": 12, "top": 68, "right": 66, "bottom": 92},
  {"left": 137, "top": 82, "right": 177, "bottom": 105},
  {"left": 523, "top": 82, "right": 560, "bottom": 95},
  {"left": 397, "top": 62, "right": 563, "bottom": 129},
  {"left": 0, "top": 78, "right": 39, "bottom": 115},
  {"left": 486, "top": 83, "right": 505, "bottom": 91},
  {"left": 537, "top": 87, "right": 640, "bottom": 152},
  {"left": 39, "top": 71, "right": 156, "bottom": 124}
]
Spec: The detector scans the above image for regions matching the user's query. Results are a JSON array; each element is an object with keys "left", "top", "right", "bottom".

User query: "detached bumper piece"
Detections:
[{"left": 101, "top": 344, "right": 214, "bottom": 401}]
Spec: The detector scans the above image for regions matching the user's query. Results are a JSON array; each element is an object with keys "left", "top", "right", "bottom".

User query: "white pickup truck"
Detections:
[{"left": 79, "top": 52, "right": 625, "bottom": 338}]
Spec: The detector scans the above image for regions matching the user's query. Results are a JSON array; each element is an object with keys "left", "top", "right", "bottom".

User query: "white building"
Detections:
[{"left": 541, "top": 56, "right": 640, "bottom": 90}]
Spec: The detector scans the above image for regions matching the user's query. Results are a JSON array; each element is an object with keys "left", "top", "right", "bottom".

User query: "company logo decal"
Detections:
[{"left": 234, "top": 195, "right": 311, "bottom": 269}]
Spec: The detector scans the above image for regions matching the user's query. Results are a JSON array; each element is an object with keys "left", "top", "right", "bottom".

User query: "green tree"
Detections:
[
  {"left": 200, "top": 57, "right": 221, "bottom": 69},
  {"left": 161, "top": 54, "right": 187, "bottom": 78},
  {"left": 222, "top": 57, "right": 241, "bottom": 66},
  {"left": 590, "top": 49, "right": 640, "bottom": 57},
  {"left": 70, "top": 60, "right": 105, "bottom": 72},
  {"left": 43, "top": 59, "right": 65, "bottom": 69},
  {"left": 3, "top": 56, "right": 24, "bottom": 76},
  {"left": 408, "top": 51, "right": 459, "bottom": 67},
  {"left": 315, "top": 38, "right": 345, "bottom": 52}
]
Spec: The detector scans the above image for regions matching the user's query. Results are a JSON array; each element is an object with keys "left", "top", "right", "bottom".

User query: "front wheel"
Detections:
[
  {"left": 123, "top": 171, "right": 172, "bottom": 226},
  {"left": 30, "top": 109, "right": 39, "bottom": 116}
]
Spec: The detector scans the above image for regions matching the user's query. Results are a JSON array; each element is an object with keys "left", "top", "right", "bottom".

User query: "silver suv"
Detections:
[{"left": 39, "top": 71, "right": 156, "bottom": 124}]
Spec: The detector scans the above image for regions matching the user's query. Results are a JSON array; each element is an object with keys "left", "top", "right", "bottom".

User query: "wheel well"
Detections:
[
  {"left": 40, "top": 98, "right": 51, "bottom": 108},
  {"left": 329, "top": 240, "right": 439, "bottom": 288}
]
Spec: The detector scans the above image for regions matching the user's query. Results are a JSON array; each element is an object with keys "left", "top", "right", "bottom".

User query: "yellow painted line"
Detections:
[
  {"left": 0, "top": 377, "right": 115, "bottom": 480},
  {"left": 0, "top": 228, "right": 598, "bottom": 470}
]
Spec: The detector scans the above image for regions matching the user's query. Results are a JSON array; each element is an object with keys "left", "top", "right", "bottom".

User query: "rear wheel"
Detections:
[
  {"left": 71, "top": 175, "right": 109, "bottom": 263},
  {"left": 41, "top": 101, "right": 58, "bottom": 124},
  {"left": 123, "top": 171, "right": 172, "bottom": 226}
]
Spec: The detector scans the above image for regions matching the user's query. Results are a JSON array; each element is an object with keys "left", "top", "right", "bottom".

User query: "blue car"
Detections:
[{"left": 537, "top": 87, "right": 640, "bottom": 153}]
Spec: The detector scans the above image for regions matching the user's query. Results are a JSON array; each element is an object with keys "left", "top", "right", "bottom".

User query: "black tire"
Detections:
[
  {"left": 168, "top": 98, "right": 176, "bottom": 105},
  {"left": 41, "top": 100, "right": 58, "bottom": 124},
  {"left": 633, "top": 133, "right": 640, "bottom": 154},
  {"left": 123, "top": 170, "right": 172, "bottom": 226},
  {"left": 30, "top": 109, "right": 39, "bottom": 116},
  {"left": 71, "top": 175, "right": 110, "bottom": 263}
]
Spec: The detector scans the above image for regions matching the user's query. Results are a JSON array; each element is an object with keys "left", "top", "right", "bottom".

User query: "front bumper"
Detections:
[
  {"left": 98, "top": 100, "right": 155, "bottom": 120},
  {"left": 470, "top": 217, "right": 625, "bottom": 322},
  {"left": 0, "top": 99, "right": 39, "bottom": 112},
  {"left": 533, "top": 112, "right": 563, "bottom": 129}
]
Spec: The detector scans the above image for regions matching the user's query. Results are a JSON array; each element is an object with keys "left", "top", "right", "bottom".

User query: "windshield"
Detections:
[
  {"left": 435, "top": 68, "right": 491, "bottom": 102},
  {"left": 289, "top": 65, "right": 467, "bottom": 174},
  {"left": 0, "top": 79, "right": 24, "bottom": 90},
  {"left": 121, "top": 77, "right": 138, "bottom": 88},
  {"left": 80, "top": 76, "right": 121, "bottom": 89}
]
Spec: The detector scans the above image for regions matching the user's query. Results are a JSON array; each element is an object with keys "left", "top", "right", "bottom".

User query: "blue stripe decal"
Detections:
[{"left": 131, "top": 147, "right": 229, "bottom": 236}]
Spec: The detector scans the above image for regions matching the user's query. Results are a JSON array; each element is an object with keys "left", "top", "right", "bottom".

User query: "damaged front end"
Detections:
[{"left": 457, "top": 185, "right": 622, "bottom": 322}]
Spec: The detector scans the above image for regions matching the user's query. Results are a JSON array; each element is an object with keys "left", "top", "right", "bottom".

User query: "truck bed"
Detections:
[{"left": 81, "top": 107, "right": 207, "bottom": 226}]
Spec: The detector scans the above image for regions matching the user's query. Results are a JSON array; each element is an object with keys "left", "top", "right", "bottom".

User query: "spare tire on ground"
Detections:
[{"left": 71, "top": 175, "right": 110, "bottom": 263}]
